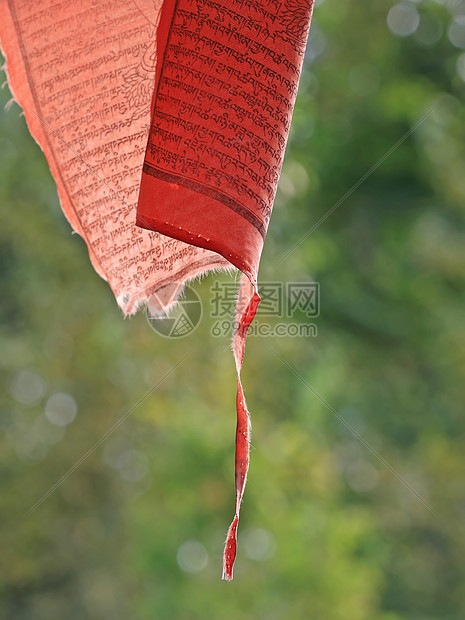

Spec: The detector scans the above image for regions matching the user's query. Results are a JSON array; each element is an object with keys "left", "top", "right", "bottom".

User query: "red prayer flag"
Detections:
[{"left": 0, "top": 0, "right": 314, "bottom": 579}]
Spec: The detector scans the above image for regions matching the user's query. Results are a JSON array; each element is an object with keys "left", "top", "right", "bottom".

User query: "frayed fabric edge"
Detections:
[{"left": 118, "top": 259, "right": 237, "bottom": 317}]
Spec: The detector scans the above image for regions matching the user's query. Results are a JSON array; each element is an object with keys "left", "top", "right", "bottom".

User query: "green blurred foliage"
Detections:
[{"left": 1, "top": 0, "right": 465, "bottom": 618}]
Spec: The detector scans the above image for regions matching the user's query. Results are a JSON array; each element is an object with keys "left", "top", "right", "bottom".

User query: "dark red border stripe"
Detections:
[{"left": 142, "top": 162, "right": 266, "bottom": 239}]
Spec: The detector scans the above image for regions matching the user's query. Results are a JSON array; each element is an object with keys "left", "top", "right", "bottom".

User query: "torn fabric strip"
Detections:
[{"left": 0, "top": 0, "right": 314, "bottom": 579}]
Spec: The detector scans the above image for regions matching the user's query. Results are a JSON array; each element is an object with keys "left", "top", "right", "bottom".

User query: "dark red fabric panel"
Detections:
[{"left": 137, "top": 0, "right": 314, "bottom": 283}]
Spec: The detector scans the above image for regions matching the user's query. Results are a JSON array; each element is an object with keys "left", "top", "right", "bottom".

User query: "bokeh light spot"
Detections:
[
  {"left": 45, "top": 392, "right": 77, "bottom": 427},
  {"left": 10, "top": 369, "right": 46, "bottom": 405},
  {"left": 243, "top": 528, "right": 277, "bottom": 562},
  {"left": 448, "top": 16, "right": 465, "bottom": 48},
  {"left": 116, "top": 449, "right": 149, "bottom": 482},
  {"left": 414, "top": 15, "right": 443, "bottom": 46},
  {"left": 387, "top": 3, "right": 420, "bottom": 37},
  {"left": 176, "top": 540, "right": 209, "bottom": 574}
]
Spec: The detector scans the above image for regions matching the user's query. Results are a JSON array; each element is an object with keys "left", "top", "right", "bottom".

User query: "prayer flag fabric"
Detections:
[{"left": 0, "top": 0, "right": 314, "bottom": 579}]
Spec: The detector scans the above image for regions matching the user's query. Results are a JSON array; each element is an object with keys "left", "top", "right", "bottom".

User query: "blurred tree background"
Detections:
[{"left": 1, "top": 0, "right": 465, "bottom": 618}]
